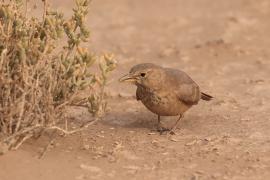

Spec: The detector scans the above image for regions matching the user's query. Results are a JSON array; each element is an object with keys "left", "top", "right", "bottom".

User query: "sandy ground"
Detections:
[{"left": 1, "top": 0, "right": 270, "bottom": 179}]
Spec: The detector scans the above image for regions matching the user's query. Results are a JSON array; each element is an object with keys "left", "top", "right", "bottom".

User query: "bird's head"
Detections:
[{"left": 119, "top": 63, "right": 165, "bottom": 89}]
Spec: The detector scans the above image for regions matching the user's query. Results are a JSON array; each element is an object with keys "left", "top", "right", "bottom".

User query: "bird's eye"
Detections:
[{"left": 140, "top": 73, "right": 146, "bottom": 77}]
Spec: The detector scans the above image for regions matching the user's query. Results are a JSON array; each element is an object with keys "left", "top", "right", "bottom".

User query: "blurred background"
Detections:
[{"left": 51, "top": 0, "right": 270, "bottom": 96}]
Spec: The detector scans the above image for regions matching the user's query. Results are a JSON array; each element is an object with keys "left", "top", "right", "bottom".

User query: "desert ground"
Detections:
[{"left": 1, "top": 0, "right": 270, "bottom": 179}]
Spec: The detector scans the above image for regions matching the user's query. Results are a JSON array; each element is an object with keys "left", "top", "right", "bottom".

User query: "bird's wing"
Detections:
[
  {"left": 176, "top": 83, "right": 200, "bottom": 105},
  {"left": 165, "top": 68, "right": 201, "bottom": 105}
]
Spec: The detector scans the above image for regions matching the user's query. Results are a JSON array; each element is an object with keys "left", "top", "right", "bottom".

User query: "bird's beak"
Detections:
[{"left": 119, "top": 73, "right": 137, "bottom": 82}]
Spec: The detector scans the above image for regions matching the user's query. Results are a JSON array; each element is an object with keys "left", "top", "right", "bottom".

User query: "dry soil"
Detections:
[{"left": 1, "top": 0, "right": 270, "bottom": 180}]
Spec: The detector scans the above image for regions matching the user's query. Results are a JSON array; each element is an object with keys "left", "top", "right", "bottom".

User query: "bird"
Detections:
[{"left": 119, "top": 63, "right": 213, "bottom": 134}]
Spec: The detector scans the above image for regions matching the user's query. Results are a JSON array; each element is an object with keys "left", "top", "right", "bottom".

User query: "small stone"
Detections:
[
  {"left": 185, "top": 140, "right": 197, "bottom": 146},
  {"left": 186, "top": 164, "right": 198, "bottom": 169},
  {"left": 124, "top": 165, "right": 141, "bottom": 170},
  {"left": 169, "top": 136, "right": 179, "bottom": 142},
  {"left": 118, "top": 93, "right": 133, "bottom": 98},
  {"left": 151, "top": 140, "right": 160, "bottom": 147},
  {"left": 195, "top": 170, "right": 204, "bottom": 174},
  {"left": 241, "top": 117, "right": 250, "bottom": 121},
  {"left": 96, "top": 134, "right": 105, "bottom": 138},
  {"left": 162, "top": 152, "right": 169, "bottom": 155},
  {"left": 123, "top": 165, "right": 141, "bottom": 174},
  {"left": 83, "top": 144, "right": 90, "bottom": 150},
  {"left": 79, "top": 164, "right": 101, "bottom": 173}
]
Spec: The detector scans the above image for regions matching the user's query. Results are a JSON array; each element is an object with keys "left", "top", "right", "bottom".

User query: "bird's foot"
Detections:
[
  {"left": 168, "top": 126, "right": 180, "bottom": 135},
  {"left": 157, "top": 126, "right": 170, "bottom": 135},
  {"left": 169, "top": 129, "right": 176, "bottom": 135}
]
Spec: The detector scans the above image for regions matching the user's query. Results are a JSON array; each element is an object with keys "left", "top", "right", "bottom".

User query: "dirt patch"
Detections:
[{"left": 1, "top": 0, "right": 270, "bottom": 179}]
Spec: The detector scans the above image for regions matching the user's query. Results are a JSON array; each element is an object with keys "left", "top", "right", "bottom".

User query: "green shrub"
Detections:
[{"left": 0, "top": 0, "right": 116, "bottom": 153}]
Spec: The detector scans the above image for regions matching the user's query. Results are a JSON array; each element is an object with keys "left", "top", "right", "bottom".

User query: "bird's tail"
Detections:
[{"left": 201, "top": 92, "right": 213, "bottom": 101}]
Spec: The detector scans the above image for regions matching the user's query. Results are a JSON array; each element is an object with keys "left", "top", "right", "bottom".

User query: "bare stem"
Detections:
[
  {"left": 47, "top": 118, "right": 99, "bottom": 135},
  {"left": 24, "top": 0, "right": 28, "bottom": 18},
  {"left": 42, "top": 0, "right": 48, "bottom": 23}
]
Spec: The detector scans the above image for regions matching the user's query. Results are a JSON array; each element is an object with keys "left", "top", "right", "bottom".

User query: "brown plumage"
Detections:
[{"left": 119, "top": 63, "right": 213, "bottom": 133}]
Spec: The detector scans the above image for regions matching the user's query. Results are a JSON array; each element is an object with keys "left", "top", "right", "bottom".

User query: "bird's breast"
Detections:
[{"left": 136, "top": 86, "right": 190, "bottom": 116}]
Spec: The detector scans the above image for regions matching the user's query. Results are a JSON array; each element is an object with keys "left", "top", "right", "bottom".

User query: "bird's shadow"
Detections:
[
  {"left": 66, "top": 101, "right": 221, "bottom": 134},
  {"left": 100, "top": 110, "right": 157, "bottom": 129},
  {"left": 100, "top": 109, "right": 206, "bottom": 131}
]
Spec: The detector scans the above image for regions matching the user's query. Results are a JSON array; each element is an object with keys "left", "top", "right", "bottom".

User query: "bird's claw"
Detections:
[
  {"left": 169, "top": 130, "right": 176, "bottom": 135},
  {"left": 157, "top": 126, "right": 170, "bottom": 135}
]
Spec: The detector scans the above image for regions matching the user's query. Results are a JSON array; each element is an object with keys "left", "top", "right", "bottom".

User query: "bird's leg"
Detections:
[
  {"left": 157, "top": 115, "right": 170, "bottom": 134},
  {"left": 157, "top": 115, "right": 161, "bottom": 126},
  {"left": 169, "top": 114, "right": 183, "bottom": 135},
  {"left": 156, "top": 115, "right": 162, "bottom": 131}
]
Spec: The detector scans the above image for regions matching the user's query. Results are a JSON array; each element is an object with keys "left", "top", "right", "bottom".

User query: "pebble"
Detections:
[{"left": 79, "top": 164, "right": 101, "bottom": 173}]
